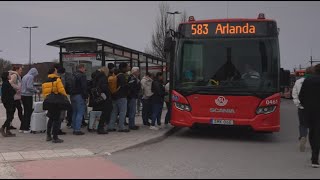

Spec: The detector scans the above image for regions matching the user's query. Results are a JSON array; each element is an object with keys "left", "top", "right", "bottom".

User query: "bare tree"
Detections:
[
  {"left": 179, "top": 10, "right": 188, "bottom": 24},
  {"left": 0, "top": 58, "right": 12, "bottom": 80},
  {"left": 148, "top": 2, "right": 173, "bottom": 59},
  {"left": 147, "top": 2, "right": 188, "bottom": 60}
]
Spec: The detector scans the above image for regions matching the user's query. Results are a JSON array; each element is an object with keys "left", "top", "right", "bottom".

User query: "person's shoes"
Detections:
[
  {"left": 5, "top": 130, "right": 16, "bottom": 137},
  {"left": 88, "top": 128, "right": 94, "bottom": 132},
  {"left": 0, "top": 127, "right": 7, "bottom": 137},
  {"left": 67, "top": 123, "right": 72, "bottom": 129},
  {"left": 58, "top": 130, "right": 66, "bottom": 135},
  {"left": 129, "top": 126, "right": 139, "bottom": 130},
  {"left": 150, "top": 126, "right": 159, "bottom": 130},
  {"left": 311, "top": 161, "right": 320, "bottom": 168},
  {"left": 97, "top": 129, "right": 109, "bottom": 134},
  {"left": 52, "top": 138, "right": 64, "bottom": 143},
  {"left": 143, "top": 122, "right": 151, "bottom": 126},
  {"left": 46, "top": 136, "right": 53, "bottom": 141},
  {"left": 23, "top": 130, "right": 31, "bottom": 134},
  {"left": 73, "top": 131, "right": 85, "bottom": 135},
  {"left": 81, "top": 122, "right": 88, "bottom": 128},
  {"left": 118, "top": 129, "right": 130, "bottom": 132},
  {"left": 107, "top": 129, "right": 117, "bottom": 132},
  {"left": 299, "top": 137, "right": 307, "bottom": 152},
  {"left": 124, "top": 122, "right": 129, "bottom": 126},
  {"left": 9, "top": 126, "right": 17, "bottom": 130}
]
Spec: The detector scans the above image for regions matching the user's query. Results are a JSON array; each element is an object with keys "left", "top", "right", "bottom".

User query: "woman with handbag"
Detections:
[{"left": 42, "top": 67, "right": 68, "bottom": 143}]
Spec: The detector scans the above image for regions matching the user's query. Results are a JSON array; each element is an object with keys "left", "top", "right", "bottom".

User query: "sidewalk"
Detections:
[{"left": 0, "top": 103, "right": 174, "bottom": 162}]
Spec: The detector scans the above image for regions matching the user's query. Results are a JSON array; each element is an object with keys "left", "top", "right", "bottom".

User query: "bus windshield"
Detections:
[{"left": 175, "top": 37, "right": 280, "bottom": 94}]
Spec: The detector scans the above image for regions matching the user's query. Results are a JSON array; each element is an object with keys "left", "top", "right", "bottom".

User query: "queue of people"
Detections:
[{"left": 0, "top": 62, "right": 171, "bottom": 144}]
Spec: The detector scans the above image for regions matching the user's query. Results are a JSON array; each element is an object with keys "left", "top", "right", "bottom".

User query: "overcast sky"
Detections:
[{"left": 0, "top": 1, "right": 319, "bottom": 71}]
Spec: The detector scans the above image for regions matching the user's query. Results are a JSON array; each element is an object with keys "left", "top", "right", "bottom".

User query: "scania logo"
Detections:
[
  {"left": 210, "top": 108, "right": 235, "bottom": 114},
  {"left": 215, "top": 96, "right": 228, "bottom": 106}
]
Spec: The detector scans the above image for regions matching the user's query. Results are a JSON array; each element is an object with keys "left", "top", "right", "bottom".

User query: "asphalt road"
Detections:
[{"left": 107, "top": 99, "right": 320, "bottom": 179}]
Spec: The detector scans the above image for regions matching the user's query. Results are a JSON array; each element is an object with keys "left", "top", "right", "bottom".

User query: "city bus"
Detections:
[{"left": 165, "top": 14, "right": 281, "bottom": 132}]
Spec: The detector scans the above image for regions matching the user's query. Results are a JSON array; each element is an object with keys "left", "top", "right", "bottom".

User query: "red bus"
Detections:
[{"left": 165, "top": 14, "right": 280, "bottom": 132}]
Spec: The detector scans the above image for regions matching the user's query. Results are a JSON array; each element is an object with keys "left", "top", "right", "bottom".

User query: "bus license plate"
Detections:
[{"left": 211, "top": 119, "right": 234, "bottom": 125}]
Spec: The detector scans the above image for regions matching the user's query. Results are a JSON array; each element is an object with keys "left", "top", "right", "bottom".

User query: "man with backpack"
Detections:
[
  {"left": 108, "top": 62, "right": 130, "bottom": 132},
  {"left": 70, "top": 64, "right": 87, "bottom": 135}
]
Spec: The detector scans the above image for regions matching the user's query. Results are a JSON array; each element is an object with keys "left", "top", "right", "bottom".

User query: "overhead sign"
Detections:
[
  {"left": 181, "top": 21, "right": 278, "bottom": 38},
  {"left": 63, "top": 53, "right": 96, "bottom": 61}
]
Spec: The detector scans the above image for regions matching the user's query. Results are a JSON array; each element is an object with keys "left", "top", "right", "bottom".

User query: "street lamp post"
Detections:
[
  {"left": 22, "top": 26, "right": 38, "bottom": 70},
  {"left": 167, "top": 11, "right": 181, "bottom": 31}
]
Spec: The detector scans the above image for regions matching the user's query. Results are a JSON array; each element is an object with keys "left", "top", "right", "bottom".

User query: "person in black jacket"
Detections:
[
  {"left": 0, "top": 71, "right": 16, "bottom": 137},
  {"left": 70, "top": 64, "right": 88, "bottom": 135},
  {"left": 150, "top": 72, "right": 165, "bottom": 130},
  {"left": 299, "top": 63, "right": 320, "bottom": 168},
  {"left": 108, "top": 62, "right": 130, "bottom": 132},
  {"left": 127, "top": 67, "right": 141, "bottom": 130},
  {"left": 90, "top": 67, "right": 113, "bottom": 134}
]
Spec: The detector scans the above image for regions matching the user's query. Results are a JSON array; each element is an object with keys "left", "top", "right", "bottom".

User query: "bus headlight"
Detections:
[
  {"left": 174, "top": 102, "right": 191, "bottom": 112},
  {"left": 256, "top": 106, "right": 276, "bottom": 115}
]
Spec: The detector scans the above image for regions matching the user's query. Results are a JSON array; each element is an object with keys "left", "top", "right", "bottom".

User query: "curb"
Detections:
[{"left": 109, "top": 126, "right": 181, "bottom": 154}]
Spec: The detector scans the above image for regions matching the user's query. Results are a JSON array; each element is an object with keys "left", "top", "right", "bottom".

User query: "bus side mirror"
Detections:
[
  {"left": 164, "top": 37, "right": 173, "bottom": 53},
  {"left": 280, "top": 69, "right": 290, "bottom": 87}
]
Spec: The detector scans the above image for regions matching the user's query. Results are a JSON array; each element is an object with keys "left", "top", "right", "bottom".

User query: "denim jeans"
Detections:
[
  {"left": 128, "top": 98, "right": 137, "bottom": 128},
  {"left": 108, "top": 98, "right": 127, "bottom": 130},
  {"left": 151, "top": 103, "right": 163, "bottom": 126},
  {"left": 89, "top": 111, "right": 102, "bottom": 130},
  {"left": 71, "top": 94, "right": 86, "bottom": 132},
  {"left": 298, "top": 108, "right": 308, "bottom": 139}
]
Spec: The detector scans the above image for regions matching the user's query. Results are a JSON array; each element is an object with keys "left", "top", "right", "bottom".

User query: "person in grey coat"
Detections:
[{"left": 20, "top": 68, "right": 39, "bottom": 133}]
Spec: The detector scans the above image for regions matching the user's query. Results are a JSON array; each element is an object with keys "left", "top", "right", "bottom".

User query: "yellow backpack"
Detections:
[{"left": 108, "top": 73, "right": 121, "bottom": 94}]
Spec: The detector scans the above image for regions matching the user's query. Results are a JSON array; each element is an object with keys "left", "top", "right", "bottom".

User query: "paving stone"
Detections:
[
  {"left": 2, "top": 152, "right": 24, "bottom": 161},
  {"left": 19, "top": 151, "right": 42, "bottom": 160}
]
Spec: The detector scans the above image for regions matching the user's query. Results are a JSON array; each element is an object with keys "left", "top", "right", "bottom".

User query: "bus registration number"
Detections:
[{"left": 211, "top": 119, "right": 234, "bottom": 125}]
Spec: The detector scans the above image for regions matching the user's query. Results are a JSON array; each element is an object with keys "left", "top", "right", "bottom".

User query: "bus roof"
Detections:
[{"left": 180, "top": 18, "right": 276, "bottom": 25}]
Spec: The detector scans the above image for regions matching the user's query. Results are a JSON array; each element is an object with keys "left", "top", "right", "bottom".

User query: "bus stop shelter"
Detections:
[{"left": 47, "top": 36, "right": 168, "bottom": 79}]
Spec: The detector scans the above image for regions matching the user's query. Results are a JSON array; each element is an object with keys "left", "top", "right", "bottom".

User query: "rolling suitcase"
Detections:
[
  {"left": 30, "top": 93, "right": 47, "bottom": 134},
  {"left": 30, "top": 112, "right": 47, "bottom": 133}
]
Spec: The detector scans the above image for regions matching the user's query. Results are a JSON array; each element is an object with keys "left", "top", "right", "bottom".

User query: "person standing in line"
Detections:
[
  {"left": 127, "top": 67, "right": 141, "bottom": 130},
  {"left": 150, "top": 72, "right": 165, "bottom": 130},
  {"left": 292, "top": 66, "right": 313, "bottom": 152},
  {"left": 21, "top": 67, "right": 39, "bottom": 133},
  {"left": 108, "top": 62, "right": 130, "bottom": 132},
  {"left": 8, "top": 66, "right": 24, "bottom": 130},
  {"left": 93, "top": 67, "right": 113, "bottom": 134},
  {"left": 164, "top": 80, "right": 170, "bottom": 128},
  {"left": 42, "top": 67, "right": 68, "bottom": 143},
  {"left": 140, "top": 72, "right": 154, "bottom": 126},
  {"left": 70, "top": 64, "right": 88, "bottom": 135},
  {"left": 299, "top": 64, "right": 320, "bottom": 168},
  {"left": 0, "top": 71, "right": 17, "bottom": 137}
]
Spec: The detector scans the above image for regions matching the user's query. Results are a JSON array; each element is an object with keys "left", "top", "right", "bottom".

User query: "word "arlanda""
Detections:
[{"left": 215, "top": 23, "right": 256, "bottom": 34}]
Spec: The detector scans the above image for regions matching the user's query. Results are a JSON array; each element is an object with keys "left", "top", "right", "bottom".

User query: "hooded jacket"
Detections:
[
  {"left": 9, "top": 70, "right": 22, "bottom": 100},
  {"left": 141, "top": 76, "right": 153, "bottom": 99},
  {"left": 1, "top": 73, "right": 16, "bottom": 105},
  {"left": 21, "top": 68, "right": 38, "bottom": 96}
]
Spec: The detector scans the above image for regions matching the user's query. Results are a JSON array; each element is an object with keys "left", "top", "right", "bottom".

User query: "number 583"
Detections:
[{"left": 191, "top": 24, "right": 209, "bottom": 35}]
